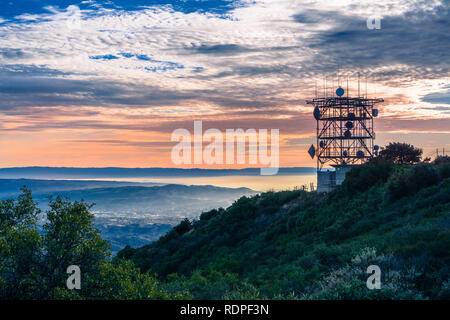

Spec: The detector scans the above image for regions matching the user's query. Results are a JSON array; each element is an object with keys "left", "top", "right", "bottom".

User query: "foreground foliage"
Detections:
[
  {"left": 119, "top": 161, "right": 450, "bottom": 299},
  {"left": 0, "top": 189, "right": 185, "bottom": 300},
  {"left": 1, "top": 158, "right": 449, "bottom": 300}
]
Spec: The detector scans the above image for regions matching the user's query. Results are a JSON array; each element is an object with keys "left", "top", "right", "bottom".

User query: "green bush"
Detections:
[
  {"left": 388, "top": 164, "right": 440, "bottom": 201},
  {"left": 337, "top": 157, "right": 395, "bottom": 196}
]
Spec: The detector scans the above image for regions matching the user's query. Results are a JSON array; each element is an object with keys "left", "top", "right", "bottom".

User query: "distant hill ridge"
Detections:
[
  {"left": 0, "top": 166, "right": 316, "bottom": 179},
  {"left": 0, "top": 178, "right": 258, "bottom": 254}
]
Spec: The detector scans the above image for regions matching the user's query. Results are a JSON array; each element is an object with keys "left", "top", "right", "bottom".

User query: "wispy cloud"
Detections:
[{"left": 0, "top": 0, "right": 448, "bottom": 167}]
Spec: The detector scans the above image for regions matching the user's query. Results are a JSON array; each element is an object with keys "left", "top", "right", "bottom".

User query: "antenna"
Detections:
[
  {"left": 315, "top": 80, "right": 317, "bottom": 98},
  {"left": 347, "top": 76, "right": 349, "bottom": 98},
  {"left": 338, "top": 65, "right": 340, "bottom": 87},
  {"left": 347, "top": 75, "right": 348, "bottom": 99},
  {"left": 323, "top": 78, "right": 325, "bottom": 98},
  {"left": 365, "top": 75, "right": 368, "bottom": 99},
  {"left": 358, "top": 72, "right": 360, "bottom": 98}
]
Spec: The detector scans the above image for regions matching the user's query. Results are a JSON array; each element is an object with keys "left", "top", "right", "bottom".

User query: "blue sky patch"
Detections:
[
  {"left": 89, "top": 54, "right": 120, "bottom": 60},
  {"left": 0, "top": 0, "right": 243, "bottom": 20},
  {"left": 91, "top": 52, "right": 185, "bottom": 72},
  {"left": 422, "top": 90, "right": 450, "bottom": 105}
]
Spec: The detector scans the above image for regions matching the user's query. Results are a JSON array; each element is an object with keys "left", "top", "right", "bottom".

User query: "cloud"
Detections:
[
  {"left": 0, "top": 0, "right": 448, "bottom": 169},
  {"left": 422, "top": 90, "right": 450, "bottom": 105},
  {"left": 0, "top": 48, "right": 30, "bottom": 60},
  {"left": 65, "top": 139, "right": 174, "bottom": 149},
  {"left": 298, "top": 3, "right": 450, "bottom": 79},
  {"left": 292, "top": 9, "right": 344, "bottom": 24},
  {"left": 0, "top": 71, "right": 201, "bottom": 108},
  {"left": 186, "top": 44, "right": 253, "bottom": 55}
]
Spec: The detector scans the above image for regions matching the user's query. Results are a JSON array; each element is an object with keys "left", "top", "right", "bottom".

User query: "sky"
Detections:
[{"left": 0, "top": 0, "right": 449, "bottom": 168}]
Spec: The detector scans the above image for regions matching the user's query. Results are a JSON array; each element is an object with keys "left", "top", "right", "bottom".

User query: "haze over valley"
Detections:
[{"left": 0, "top": 176, "right": 257, "bottom": 253}]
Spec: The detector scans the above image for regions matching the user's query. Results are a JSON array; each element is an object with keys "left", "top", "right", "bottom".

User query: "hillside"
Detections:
[{"left": 118, "top": 160, "right": 450, "bottom": 299}]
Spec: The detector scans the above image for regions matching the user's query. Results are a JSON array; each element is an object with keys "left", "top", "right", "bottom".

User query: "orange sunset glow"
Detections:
[{"left": 0, "top": 1, "right": 448, "bottom": 169}]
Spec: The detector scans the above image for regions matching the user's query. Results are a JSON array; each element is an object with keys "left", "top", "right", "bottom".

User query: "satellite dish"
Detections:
[
  {"left": 345, "top": 121, "right": 354, "bottom": 129},
  {"left": 308, "top": 144, "right": 316, "bottom": 159},
  {"left": 348, "top": 112, "right": 355, "bottom": 119},
  {"left": 344, "top": 130, "right": 352, "bottom": 138},
  {"left": 336, "top": 87, "right": 344, "bottom": 96},
  {"left": 313, "top": 106, "right": 321, "bottom": 120},
  {"left": 356, "top": 150, "right": 365, "bottom": 159},
  {"left": 372, "top": 109, "right": 379, "bottom": 117}
]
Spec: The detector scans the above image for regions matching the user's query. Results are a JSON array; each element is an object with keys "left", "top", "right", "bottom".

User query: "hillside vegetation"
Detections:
[
  {"left": 118, "top": 159, "right": 450, "bottom": 299},
  {"left": 1, "top": 155, "right": 449, "bottom": 300}
]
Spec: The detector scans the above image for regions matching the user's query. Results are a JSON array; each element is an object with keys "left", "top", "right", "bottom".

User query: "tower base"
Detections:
[{"left": 317, "top": 166, "right": 352, "bottom": 192}]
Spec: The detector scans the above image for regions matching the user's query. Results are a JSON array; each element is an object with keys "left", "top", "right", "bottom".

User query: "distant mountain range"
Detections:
[
  {"left": 33, "top": 184, "right": 257, "bottom": 220},
  {"left": 0, "top": 178, "right": 257, "bottom": 254},
  {"left": 0, "top": 166, "right": 316, "bottom": 180},
  {"left": 0, "top": 178, "right": 162, "bottom": 199}
]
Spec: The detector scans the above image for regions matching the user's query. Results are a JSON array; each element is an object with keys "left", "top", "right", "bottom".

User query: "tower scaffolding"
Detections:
[{"left": 306, "top": 85, "right": 383, "bottom": 191}]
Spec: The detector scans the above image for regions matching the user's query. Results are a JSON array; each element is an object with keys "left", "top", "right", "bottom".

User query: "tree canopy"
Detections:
[
  {"left": 378, "top": 142, "right": 423, "bottom": 164},
  {"left": 0, "top": 187, "right": 185, "bottom": 300}
]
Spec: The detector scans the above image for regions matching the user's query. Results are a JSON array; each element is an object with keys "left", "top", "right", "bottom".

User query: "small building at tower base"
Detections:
[{"left": 317, "top": 165, "right": 353, "bottom": 192}]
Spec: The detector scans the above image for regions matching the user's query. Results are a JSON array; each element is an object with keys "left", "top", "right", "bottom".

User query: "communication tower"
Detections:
[{"left": 306, "top": 79, "right": 383, "bottom": 192}]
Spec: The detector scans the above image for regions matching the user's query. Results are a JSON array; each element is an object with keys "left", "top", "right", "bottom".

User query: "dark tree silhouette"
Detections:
[
  {"left": 434, "top": 155, "right": 450, "bottom": 165},
  {"left": 379, "top": 142, "right": 422, "bottom": 164}
]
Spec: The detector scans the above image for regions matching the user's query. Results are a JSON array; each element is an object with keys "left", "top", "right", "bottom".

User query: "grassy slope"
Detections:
[{"left": 118, "top": 161, "right": 450, "bottom": 299}]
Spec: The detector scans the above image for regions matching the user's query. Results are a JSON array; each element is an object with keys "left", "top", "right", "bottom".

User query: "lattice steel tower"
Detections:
[{"left": 306, "top": 83, "right": 383, "bottom": 191}]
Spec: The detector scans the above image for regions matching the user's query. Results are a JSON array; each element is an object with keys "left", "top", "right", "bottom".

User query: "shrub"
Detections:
[
  {"left": 304, "top": 248, "right": 424, "bottom": 300},
  {"left": 337, "top": 157, "right": 395, "bottom": 195},
  {"left": 388, "top": 164, "right": 440, "bottom": 201}
]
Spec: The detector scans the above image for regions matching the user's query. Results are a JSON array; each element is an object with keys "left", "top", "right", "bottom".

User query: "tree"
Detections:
[
  {"left": 173, "top": 218, "right": 192, "bottom": 235},
  {"left": 379, "top": 142, "right": 422, "bottom": 164},
  {"left": 0, "top": 188, "right": 183, "bottom": 300},
  {"left": 40, "top": 196, "right": 110, "bottom": 299},
  {"left": 0, "top": 187, "right": 42, "bottom": 299}
]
